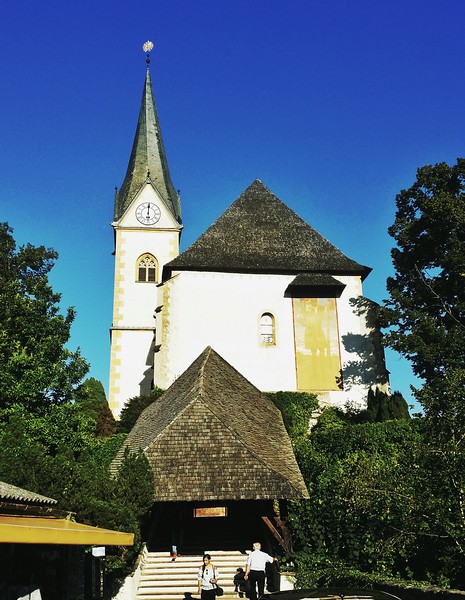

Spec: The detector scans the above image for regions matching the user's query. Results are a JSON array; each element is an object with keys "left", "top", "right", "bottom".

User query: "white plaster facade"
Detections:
[{"left": 154, "top": 270, "right": 385, "bottom": 409}]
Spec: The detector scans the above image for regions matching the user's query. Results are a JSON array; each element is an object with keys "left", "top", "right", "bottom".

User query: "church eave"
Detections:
[{"left": 162, "top": 263, "right": 371, "bottom": 283}]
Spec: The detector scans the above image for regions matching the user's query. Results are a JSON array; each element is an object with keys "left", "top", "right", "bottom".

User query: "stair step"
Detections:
[
  {"left": 142, "top": 563, "right": 241, "bottom": 569},
  {"left": 141, "top": 573, "right": 208, "bottom": 581},
  {"left": 143, "top": 556, "right": 246, "bottom": 560},
  {"left": 139, "top": 579, "right": 236, "bottom": 588},
  {"left": 139, "top": 576, "right": 237, "bottom": 584},
  {"left": 137, "top": 592, "right": 238, "bottom": 597},
  {"left": 143, "top": 561, "right": 244, "bottom": 568},
  {"left": 137, "top": 549, "right": 247, "bottom": 600},
  {"left": 145, "top": 552, "right": 247, "bottom": 558}
]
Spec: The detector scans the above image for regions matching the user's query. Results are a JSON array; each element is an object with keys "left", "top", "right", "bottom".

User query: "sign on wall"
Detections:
[{"left": 194, "top": 507, "right": 228, "bottom": 518}]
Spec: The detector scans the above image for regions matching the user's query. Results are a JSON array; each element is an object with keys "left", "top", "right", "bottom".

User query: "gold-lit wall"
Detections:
[{"left": 293, "top": 297, "right": 341, "bottom": 391}]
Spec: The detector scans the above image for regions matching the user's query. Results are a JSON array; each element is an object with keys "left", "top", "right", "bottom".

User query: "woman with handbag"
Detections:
[{"left": 198, "top": 554, "right": 221, "bottom": 600}]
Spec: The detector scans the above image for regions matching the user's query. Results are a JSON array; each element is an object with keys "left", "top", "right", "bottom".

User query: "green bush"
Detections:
[
  {"left": 117, "top": 388, "right": 164, "bottom": 433},
  {"left": 267, "top": 391, "right": 318, "bottom": 438},
  {"left": 289, "top": 419, "right": 432, "bottom": 582}
]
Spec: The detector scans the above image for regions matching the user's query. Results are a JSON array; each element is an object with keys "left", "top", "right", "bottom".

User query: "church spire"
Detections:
[{"left": 114, "top": 42, "right": 181, "bottom": 223}]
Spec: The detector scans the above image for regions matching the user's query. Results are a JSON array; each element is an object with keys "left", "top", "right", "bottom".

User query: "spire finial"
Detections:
[{"left": 143, "top": 40, "right": 154, "bottom": 65}]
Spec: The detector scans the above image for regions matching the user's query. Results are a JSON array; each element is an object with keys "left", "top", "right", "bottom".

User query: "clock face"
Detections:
[{"left": 135, "top": 202, "right": 161, "bottom": 225}]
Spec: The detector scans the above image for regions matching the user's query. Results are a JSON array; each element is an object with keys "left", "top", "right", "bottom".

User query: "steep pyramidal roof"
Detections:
[
  {"left": 111, "top": 347, "right": 309, "bottom": 501},
  {"left": 114, "top": 67, "right": 181, "bottom": 222},
  {"left": 165, "top": 180, "right": 370, "bottom": 278}
]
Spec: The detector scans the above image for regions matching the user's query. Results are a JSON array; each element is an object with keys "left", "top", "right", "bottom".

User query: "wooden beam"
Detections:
[
  {"left": 261, "top": 516, "right": 286, "bottom": 550},
  {"left": 273, "top": 516, "right": 293, "bottom": 554}
]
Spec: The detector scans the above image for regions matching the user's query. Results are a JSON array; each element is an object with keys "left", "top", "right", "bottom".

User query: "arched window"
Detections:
[
  {"left": 137, "top": 254, "right": 158, "bottom": 283},
  {"left": 260, "top": 312, "right": 276, "bottom": 345}
]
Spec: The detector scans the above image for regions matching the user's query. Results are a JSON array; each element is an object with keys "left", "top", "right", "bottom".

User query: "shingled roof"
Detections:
[
  {"left": 111, "top": 347, "right": 309, "bottom": 502},
  {"left": 164, "top": 180, "right": 370, "bottom": 279},
  {"left": 0, "top": 481, "right": 57, "bottom": 506},
  {"left": 114, "top": 66, "right": 181, "bottom": 223}
]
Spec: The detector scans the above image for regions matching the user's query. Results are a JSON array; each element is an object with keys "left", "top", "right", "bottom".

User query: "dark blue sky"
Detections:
[{"left": 2, "top": 0, "right": 464, "bottom": 408}]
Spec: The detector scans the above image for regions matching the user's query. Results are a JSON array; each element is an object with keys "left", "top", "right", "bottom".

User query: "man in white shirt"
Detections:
[{"left": 244, "top": 542, "right": 275, "bottom": 600}]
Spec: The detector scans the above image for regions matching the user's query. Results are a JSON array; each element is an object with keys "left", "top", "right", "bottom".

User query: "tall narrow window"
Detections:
[
  {"left": 137, "top": 254, "right": 158, "bottom": 283},
  {"left": 260, "top": 312, "right": 275, "bottom": 345}
]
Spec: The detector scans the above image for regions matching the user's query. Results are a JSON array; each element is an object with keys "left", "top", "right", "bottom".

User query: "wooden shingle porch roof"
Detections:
[
  {"left": 111, "top": 347, "right": 309, "bottom": 502},
  {"left": 164, "top": 179, "right": 371, "bottom": 280}
]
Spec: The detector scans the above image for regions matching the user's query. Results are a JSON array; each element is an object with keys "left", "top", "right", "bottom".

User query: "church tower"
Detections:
[{"left": 109, "top": 42, "right": 182, "bottom": 416}]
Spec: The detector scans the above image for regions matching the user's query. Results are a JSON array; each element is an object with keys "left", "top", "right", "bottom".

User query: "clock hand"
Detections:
[{"left": 146, "top": 203, "right": 151, "bottom": 218}]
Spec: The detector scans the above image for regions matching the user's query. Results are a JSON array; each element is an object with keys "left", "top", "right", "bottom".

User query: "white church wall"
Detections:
[
  {"left": 109, "top": 329, "right": 155, "bottom": 415},
  {"left": 155, "top": 271, "right": 382, "bottom": 411},
  {"left": 112, "top": 229, "right": 170, "bottom": 326},
  {"left": 332, "top": 275, "right": 381, "bottom": 409},
  {"left": 155, "top": 271, "right": 298, "bottom": 392}
]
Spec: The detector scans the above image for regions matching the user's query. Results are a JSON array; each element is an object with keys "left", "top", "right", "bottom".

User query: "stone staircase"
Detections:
[{"left": 136, "top": 550, "right": 249, "bottom": 600}]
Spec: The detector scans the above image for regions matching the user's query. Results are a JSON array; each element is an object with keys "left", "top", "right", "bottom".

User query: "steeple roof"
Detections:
[
  {"left": 165, "top": 179, "right": 370, "bottom": 279},
  {"left": 114, "top": 67, "right": 181, "bottom": 222}
]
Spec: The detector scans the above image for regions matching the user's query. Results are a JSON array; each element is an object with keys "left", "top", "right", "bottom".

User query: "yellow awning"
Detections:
[{"left": 0, "top": 515, "right": 134, "bottom": 546}]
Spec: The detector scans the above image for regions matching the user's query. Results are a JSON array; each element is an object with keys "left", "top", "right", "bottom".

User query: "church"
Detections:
[
  {"left": 107, "top": 45, "right": 390, "bottom": 560},
  {"left": 108, "top": 47, "right": 389, "bottom": 419}
]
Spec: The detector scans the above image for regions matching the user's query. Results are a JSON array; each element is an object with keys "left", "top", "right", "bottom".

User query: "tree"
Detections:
[
  {"left": 365, "top": 388, "right": 410, "bottom": 422},
  {"left": 290, "top": 419, "right": 429, "bottom": 584},
  {"left": 0, "top": 222, "right": 89, "bottom": 411},
  {"left": 0, "top": 401, "right": 154, "bottom": 578},
  {"left": 266, "top": 391, "right": 319, "bottom": 438},
  {"left": 378, "top": 158, "right": 465, "bottom": 586},
  {"left": 117, "top": 388, "right": 164, "bottom": 433},
  {"left": 74, "top": 377, "right": 116, "bottom": 437},
  {"left": 379, "top": 159, "right": 465, "bottom": 419},
  {"left": 0, "top": 224, "right": 153, "bottom": 581}
]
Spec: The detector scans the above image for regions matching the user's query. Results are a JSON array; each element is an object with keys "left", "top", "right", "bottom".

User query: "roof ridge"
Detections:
[{"left": 198, "top": 346, "right": 213, "bottom": 396}]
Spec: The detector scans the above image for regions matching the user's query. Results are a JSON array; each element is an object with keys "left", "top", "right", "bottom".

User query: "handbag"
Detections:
[{"left": 213, "top": 567, "right": 223, "bottom": 596}]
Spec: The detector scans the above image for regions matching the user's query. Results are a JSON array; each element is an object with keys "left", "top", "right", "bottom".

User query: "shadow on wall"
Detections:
[
  {"left": 139, "top": 335, "right": 156, "bottom": 396},
  {"left": 338, "top": 297, "right": 389, "bottom": 391}
]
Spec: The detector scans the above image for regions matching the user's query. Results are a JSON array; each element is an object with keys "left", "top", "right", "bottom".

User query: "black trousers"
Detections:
[
  {"left": 248, "top": 570, "right": 265, "bottom": 600},
  {"left": 201, "top": 589, "right": 216, "bottom": 600}
]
